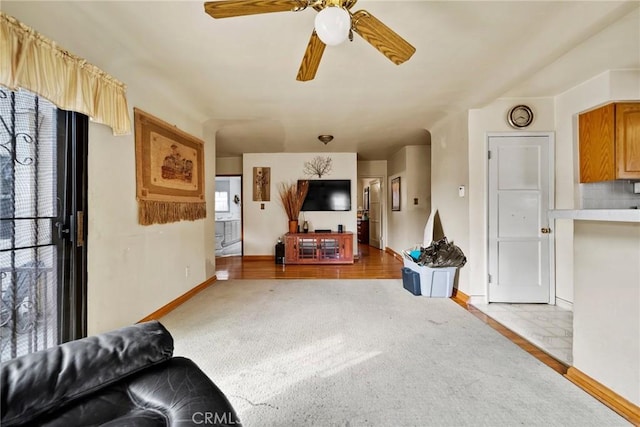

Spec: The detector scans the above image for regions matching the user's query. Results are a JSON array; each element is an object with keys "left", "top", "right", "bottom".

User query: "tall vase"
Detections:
[{"left": 288, "top": 220, "right": 298, "bottom": 234}]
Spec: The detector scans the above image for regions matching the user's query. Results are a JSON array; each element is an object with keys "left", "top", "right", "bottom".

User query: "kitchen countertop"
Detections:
[{"left": 548, "top": 209, "right": 640, "bottom": 222}]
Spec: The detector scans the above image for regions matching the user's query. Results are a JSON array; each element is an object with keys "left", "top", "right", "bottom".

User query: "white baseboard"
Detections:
[
  {"left": 468, "top": 295, "right": 488, "bottom": 305},
  {"left": 555, "top": 297, "right": 573, "bottom": 311},
  {"left": 466, "top": 294, "right": 571, "bottom": 309}
]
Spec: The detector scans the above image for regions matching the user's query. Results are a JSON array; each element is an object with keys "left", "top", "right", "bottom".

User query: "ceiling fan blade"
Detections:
[
  {"left": 352, "top": 10, "right": 416, "bottom": 65},
  {"left": 296, "top": 30, "right": 326, "bottom": 82},
  {"left": 204, "top": 0, "right": 302, "bottom": 19}
]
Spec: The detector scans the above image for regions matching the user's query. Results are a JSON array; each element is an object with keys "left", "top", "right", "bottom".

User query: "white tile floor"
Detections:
[{"left": 471, "top": 302, "right": 573, "bottom": 365}]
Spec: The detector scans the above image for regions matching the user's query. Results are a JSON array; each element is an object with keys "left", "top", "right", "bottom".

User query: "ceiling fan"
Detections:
[{"left": 203, "top": 0, "right": 416, "bottom": 81}]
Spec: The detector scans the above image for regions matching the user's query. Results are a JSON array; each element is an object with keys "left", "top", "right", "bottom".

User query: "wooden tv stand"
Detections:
[{"left": 284, "top": 232, "right": 354, "bottom": 264}]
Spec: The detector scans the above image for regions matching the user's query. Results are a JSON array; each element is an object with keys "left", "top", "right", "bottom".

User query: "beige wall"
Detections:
[
  {"left": 357, "top": 160, "right": 387, "bottom": 177},
  {"left": 573, "top": 221, "right": 640, "bottom": 405},
  {"left": 386, "top": 145, "right": 431, "bottom": 254},
  {"left": 242, "top": 153, "right": 358, "bottom": 255},
  {"left": 88, "top": 104, "right": 214, "bottom": 336},
  {"left": 216, "top": 156, "right": 243, "bottom": 175},
  {"left": 429, "top": 111, "right": 471, "bottom": 294}
]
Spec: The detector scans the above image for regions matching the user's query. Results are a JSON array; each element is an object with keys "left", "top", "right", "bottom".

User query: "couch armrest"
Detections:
[
  {"left": 143, "top": 357, "right": 241, "bottom": 427},
  {"left": 1, "top": 321, "right": 174, "bottom": 426},
  {"left": 29, "top": 357, "right": 242, "bottom": 427}
]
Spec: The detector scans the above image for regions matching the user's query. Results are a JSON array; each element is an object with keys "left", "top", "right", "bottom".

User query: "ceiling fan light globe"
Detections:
[{"left": 314, "top": 7, "right": 350, "bottom": 46}]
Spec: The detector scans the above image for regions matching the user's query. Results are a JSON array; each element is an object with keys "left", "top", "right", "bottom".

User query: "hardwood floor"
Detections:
[{"left": 215, "top": 243, "right": 403, "bottom": 280}]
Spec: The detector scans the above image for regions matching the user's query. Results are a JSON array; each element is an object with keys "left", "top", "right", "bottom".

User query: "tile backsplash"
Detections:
[{"left": 580, "top": 180, "right": 640, "bottom": 209}]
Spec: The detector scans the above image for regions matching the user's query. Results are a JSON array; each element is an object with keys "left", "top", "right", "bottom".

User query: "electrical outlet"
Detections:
[{"left": 185, "top": 266, "right": 190, "bottom": 278}]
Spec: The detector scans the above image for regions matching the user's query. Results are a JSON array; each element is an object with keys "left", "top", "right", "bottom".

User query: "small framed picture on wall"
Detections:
[
  {"left": 253, "top": 167, "right": 270, "bottom": 201},
  {"left": 391, "top": 177, "right": 400, "bottom": 211}
]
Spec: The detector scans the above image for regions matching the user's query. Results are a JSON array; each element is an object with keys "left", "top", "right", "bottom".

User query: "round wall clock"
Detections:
[{"left": 507, "top": 105, "right": 534, "bottom": 128}]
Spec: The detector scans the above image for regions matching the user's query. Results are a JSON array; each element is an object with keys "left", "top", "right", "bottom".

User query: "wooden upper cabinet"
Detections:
[
  {"left": 616, "top": 103, "right": 640, "bottom": 178},
  {"left": 579, "top": 104, "right": 615, "bottom": 182},
  {"left": 579, "top": 102, "right": 640, "bottom": 182}
]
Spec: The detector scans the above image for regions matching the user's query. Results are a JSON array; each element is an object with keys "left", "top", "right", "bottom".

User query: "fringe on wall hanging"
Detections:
[{"left": 138, "top": 200, "right": 206, "bottom": 225}]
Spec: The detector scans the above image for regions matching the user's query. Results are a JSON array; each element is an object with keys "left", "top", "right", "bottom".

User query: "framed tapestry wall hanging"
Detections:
[{"left": 134, "top": 108, "right": 206, "bottom": 225}]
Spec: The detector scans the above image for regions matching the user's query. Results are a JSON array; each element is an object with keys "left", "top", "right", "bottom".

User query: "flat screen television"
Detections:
[{"left": 300, "top": 179, "right": 351, "bottom": 211}]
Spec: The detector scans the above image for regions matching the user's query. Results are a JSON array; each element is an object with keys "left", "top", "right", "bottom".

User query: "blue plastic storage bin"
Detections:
[
  {"left": 403, "top": 258, "right": 455, "bottom": 298},
  {"left": 402, "top": 267, "right": 421, "bottom": 296}
]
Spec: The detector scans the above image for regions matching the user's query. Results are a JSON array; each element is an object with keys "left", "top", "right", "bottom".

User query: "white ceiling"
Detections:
[{"left": 4, "top": 1, "right": 640, "bottom": 160}]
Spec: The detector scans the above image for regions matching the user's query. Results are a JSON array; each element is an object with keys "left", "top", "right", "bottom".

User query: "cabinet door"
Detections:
[
  {"left": 298, "top": 237, "right": 319, "bottom": 261},
  {"left": 284, "top": 235, "right": 298, "bottom": 264},
  {"left": 616, "top": 103, "right": 640, "bottom": 179},
  {"left": 579, "top": 104, "right": 615, "bottom": 182},
  {"left": 340, "top": 234, "right": 353, "bottom": 261}
]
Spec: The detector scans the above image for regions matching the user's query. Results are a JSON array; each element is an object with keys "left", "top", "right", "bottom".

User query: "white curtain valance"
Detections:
[{"left": 0, "top": 12, "right": 131, "bottom": 135}]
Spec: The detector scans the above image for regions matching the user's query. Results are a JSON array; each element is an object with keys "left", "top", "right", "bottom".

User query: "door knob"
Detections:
[{"left": 541, "top": 227, "right": 551, "bottom": 234}]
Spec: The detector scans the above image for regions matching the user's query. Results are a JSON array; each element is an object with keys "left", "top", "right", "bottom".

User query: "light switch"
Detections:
[{"left": 458, "top": 185, "right": 465, "bottom": 198}]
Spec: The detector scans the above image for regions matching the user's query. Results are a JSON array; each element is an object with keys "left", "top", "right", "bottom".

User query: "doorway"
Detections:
[
  {"left": 487, "top": 133, "right": 554, "bottom": 303},
  {"left": 358, "top": 176, "right": 384, "bottom": 250},
  {"left": 369, "top": 179, "right": 383, "bottom": 249},
  {"left": 215, "top": 176, "right": 242, "bottom": 257}
]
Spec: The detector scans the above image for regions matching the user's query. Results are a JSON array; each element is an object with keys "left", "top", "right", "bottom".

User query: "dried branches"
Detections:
[
  {"left": 278, "top": 180, "right": 309, "bottom": 221},
  {"left": 303, "top": 156, "right": 332, "bottom": 178}
]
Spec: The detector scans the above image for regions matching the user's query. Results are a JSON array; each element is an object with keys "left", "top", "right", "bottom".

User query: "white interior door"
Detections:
[
  {"left": 488, "top": 134, "right": 554, "bottom": 303},
  {"left": 369, "top": 179, "right": 382, "bottom": 249}
]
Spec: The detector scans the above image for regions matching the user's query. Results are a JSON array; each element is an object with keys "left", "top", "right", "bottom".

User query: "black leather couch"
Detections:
[{"left": 1, "top": 321, "right": 241, "bottom": 426}]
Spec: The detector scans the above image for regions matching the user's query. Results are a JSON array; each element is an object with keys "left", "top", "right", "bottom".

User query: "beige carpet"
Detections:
[{"left": 160, "top": 279, "right": 628, "bottom": 427}]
